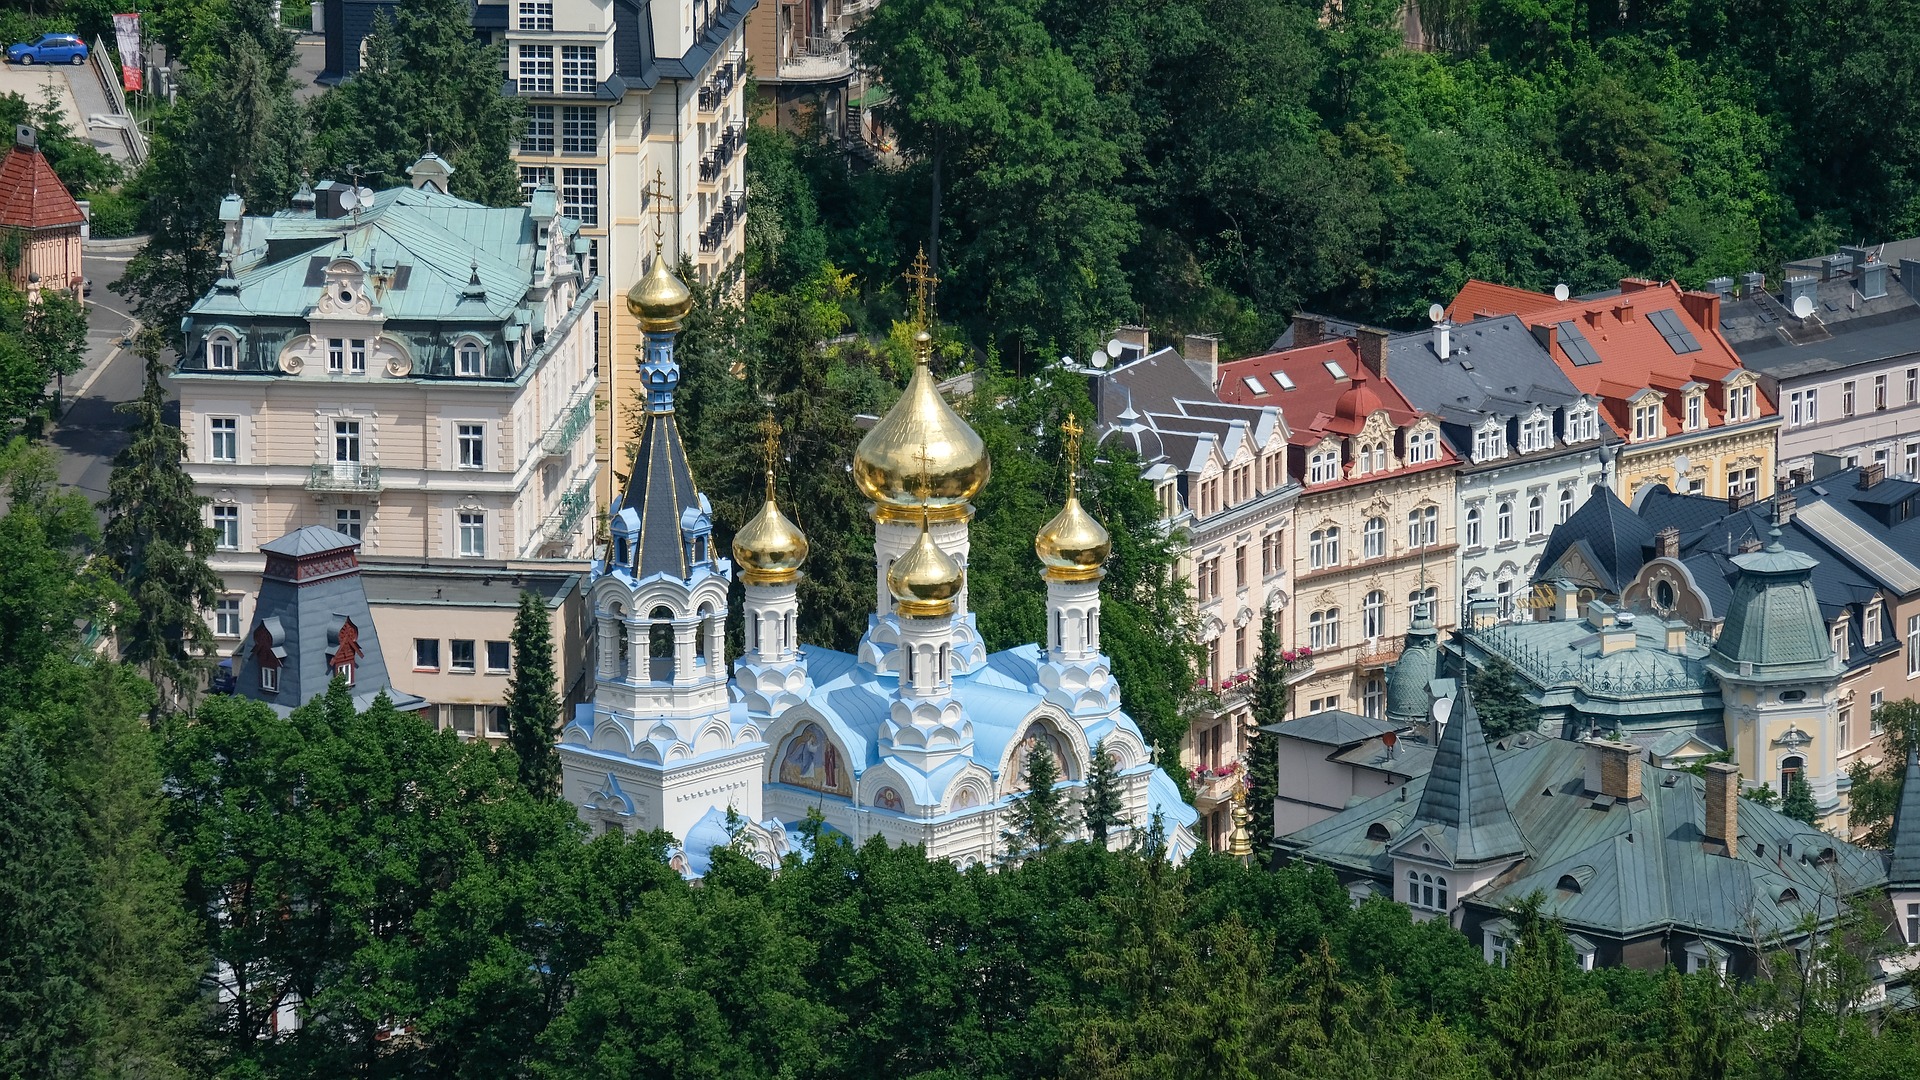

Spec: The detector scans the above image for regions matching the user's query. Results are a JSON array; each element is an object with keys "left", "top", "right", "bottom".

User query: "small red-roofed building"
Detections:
[
  {"left": 1219, "top": 325, "right": 1459, "bottom": 722},
  {"left": 1447, "top": 278, "right": 1778, "bottom": 505},
  {"left": 0, "top": 126, "right": 84, "bottom": 294}
]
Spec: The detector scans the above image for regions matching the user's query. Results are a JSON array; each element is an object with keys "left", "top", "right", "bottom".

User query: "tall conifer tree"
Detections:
[
  {"left": 1082, "top": 737, "right": 1126, "bottom": 845},
  {"left": 1002, "top": 738, "right": 1066, "bottom": 857},
  {"left": 505, "top": 589, "right": 562, "bottom": 796},
  {"left": 0, "top": 728, "right": 96, "bottom": 1076},
  {"left": 1242, "top": 607, "right": 1287, "bottom": 862}
]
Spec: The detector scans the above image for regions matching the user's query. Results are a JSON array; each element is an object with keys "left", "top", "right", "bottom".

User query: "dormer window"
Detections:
[
  {"left": 458, "top": 339, "right": 484, "bottom": 377},
  {"left": 208, "top": 332, "right": 237, "bottom": 370},
  {"left": 1632, "top": 399, "right": 1663, "bottom": 441},
  {"left": 1865, "top": 599, "right": 1882, "bottom": 646},
  {"left": 1406, "top": 428, "right": 1438, "bottom": 464},
  {"left": 1726, "top": 380, "right": 1755, "bottom": 423},
  {"left": 1309, "top": 448, "right": 1340, "bottom": 484},
  {"left": 1520, "top": 412, "right": 1552, "bottom": 453},
  {"left": 1474, "top": 421, "right": 1507, "bottom": 462},
  {"left": 1685, "top": 391, "right": 1704, "bottom": 431}
]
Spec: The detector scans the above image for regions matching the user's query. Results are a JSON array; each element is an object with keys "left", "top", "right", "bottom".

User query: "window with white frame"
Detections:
[
  {"left": 1261, "top": 531, "right": 1283, "bottom": 577},
  {"left": 1910, "top": 367, "right": 1919, "bottom": 404},
  {"left": 1908, "top": 441, "right": 1920, "bottom": 478},
  {"left": 1559, "top": 487, "right": 1575, "bottom": 523},
  {"left": 1363, "top": 676, "right": 1384, "bottom": 718},
  {"left": 517, "top": 0, "right": 552, "bottom": 29},
  {"left": 336, "top": 508, "right": 361, "bottom": 540},
  {"left": 1497, "top": 578, "right": 1514, "bottom": 618},
  {"left": 517, "top": 45, "right": 554, "bottom": 93},
  {"left": 561, "top": 106, "right": 597, "bottom": 154},
  {"left": 457, "top": 423, "right": 486, "bottom": 469},
  {"left": 458, "top": 512, "right": 486, "bottom": 558},
  {"left": 1363, "top": 516, "right": 1385, "bottom": 559},
  {"left": 1527, "top": 495, "right": 1544, "bottom": 537},
  {"left": 1309, "top": 448, "right": 1340, "bottom": 483},
  {"left": 1685, "top": 391, "right": 1704, "bottom": 431},
  {"left": 214, "top": 597, "right": 242, "bottom": 637},
  {"left": 1363, "top": 590, "right": 1385, "bottom": 639},
  {"left": 1843, "top": 380, "right": 1856, "bottom": 416},
  {"left": 458, "top": 340, "right": 483, "bottom": 376},
  {"left": 1565, "top": 404, "right": 1597, "bottom": 442},
  {"left": 1497, "top": 501, "right": 1513, "bottom": 543},
  {"left": 1520, "top": 412, "right": 1551, "bottom": 452},
  {"left": 451, "top": 639, "right": 476, "bottom": 673},
  {"left": 560, "top": 45, "right": 596, "bottom": 93},
  {"left": 487, "top": 641, "right": 512, "bottom": 672},
  {"left": 208, "top": 332, "right": 236, "bottom": 370},
  {"left": 1407, "top": 505, "right": 1437, "bottom": 548},
  {"left": 1407, "top": 428, "right": 1438, "bottom": 463},
  {"left": 1309, "top": 608, "right": 1340, "bottom": 650},
  {"left": 1632, "top": 400, "right": 1661, "bottom": 440},
  {"left": 1875, "top": 374, "right": 1888, "bottom": 410},
  {"left": 1873, "top": 690, "right": 1886, "bottom": 732},
  {"left": 1407, "top": 870, "right": 1449, "bottom": 911},
  {"left": 1727, "top": 382, "right": 1755, "bottom": 422},
  {"left": 1309, "top": 526, "right": 1340, "bottom": 569},
  {"left": 519, "top": 166, "right": 555, "bottom": 201},
  {"left": 334, "top": 420, "right": 361, "bottom": 463},
  {"left": 212, "top": 505, "right": 239, "bottom": 550},
  {"left": 209, "top": 417, "right": 237, "bottom": 462},
  {"left": 1865, "top": 600, "right": 1882, "bottom": 646},
  {"left": 1465, "top": 506, "right": 1482, "bottom": 548},
  {"left": 260, "top": 665, "right": 278, "bottom": 692},
  {"left": 1789, "top": 388, "right": 1818, "bottom": 427},
  {"left": 522, "top": 105, "right": 554, "bottom": 153},
  {"left": 1727, "top": 467, "right": 1758, "bottom": 497},
  {"left": 327, "top": 338, "right": 345, "bottom": 372},
  {"left": 1409, "top": 585, "right": 1438, "bottom": 613},
  {"left": 1909, "top": 614, "right": 1919, "bottom": 676},
  {"left": 415, "top": 639, "right": 440, "bottom": 670},
  {"left": 1474, "top": 421, "right": 1506, "bottom": 461},
  {"left": 350, "top": 339, "right": 366, "bottom": 374},
  {"left": 1487, "top": 930, "right": 1513, "bottom": 967},
  {"left": 561, "top": 167, "right": 598, "bottom": 226}
]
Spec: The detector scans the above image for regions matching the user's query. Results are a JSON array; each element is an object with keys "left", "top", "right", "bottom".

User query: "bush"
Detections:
[{"left": 82, "top": 189, "right": 141, "bottom": 239}]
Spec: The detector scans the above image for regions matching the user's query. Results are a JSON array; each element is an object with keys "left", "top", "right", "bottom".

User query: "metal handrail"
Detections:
[
  {"left": 543, "top": 478, "right": 594, "bottom": 541},
  {"left": 541, "top": 392, "right": 594, "bottom": 456},
  {"left": 306, "top": 463, "right": 381, "bottom": 491}
]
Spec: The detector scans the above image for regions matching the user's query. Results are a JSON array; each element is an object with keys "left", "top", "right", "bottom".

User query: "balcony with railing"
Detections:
[
  {"left": 778, "top": 35, "right": 852, "bottom": 81},
  {"left": 1189, "top": 761, "right": 1243, "bottom": 806},
  {"left": 541, "top": 392, "right": 594, "bottom": 459},
  {"left": 306, "top": 463, "right": 382, "bottom": 492},
  {"left": 697, "top": 61, "right": 739, "bottom": 112},
  {"left": 698, "top": 190, "right": 746, "bottom": 253},
  {"left": 543, "top": 477, "right": 594, "bottom": 544}
]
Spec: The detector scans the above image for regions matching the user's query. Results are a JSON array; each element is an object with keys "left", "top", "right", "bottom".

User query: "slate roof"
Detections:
[
  {"left": 1397, "top": 678, "right": 1527, "bottom": 866},
  {"left": 1384, "top": 315, "right": 1585, "bottom": 426},
  {"left": 1284, "top": 735, "right": 1887, "bottom": 942},
  {"left": 0, "top": 142, "right": 83, "bottom": 230},
  {"left": 1890, "top": 749, "right": 1920, "bottom": 889},
  {"left": 1537, "top": 485, "right": 1654, "bottom": 594},
  {"left": 1717, "top": 248, "right": 1920, "bottom": 379},
  {"left": 1268, "top": 710, "right": 1399, "bottom": 748},
  {"left": 617, "top": 409, "right": 704, "bottom": 580}
]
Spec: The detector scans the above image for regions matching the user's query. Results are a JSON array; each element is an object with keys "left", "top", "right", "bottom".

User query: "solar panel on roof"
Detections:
[
  {"left": 1556, "top": 321, "right": 1604, "bottom": 366},
  {"left": 1646, "top": 309, "right": 1702, "bottom": 355}
]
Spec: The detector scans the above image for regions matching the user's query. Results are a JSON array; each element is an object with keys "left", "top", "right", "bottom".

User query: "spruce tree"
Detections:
[
  {"left": 0, "top": 728, "right": 96, "bottom": 1077},
  {"left": 1469, "top": 655, "right": 1538, "bottom": 740},
  {"left": 505, "top": 589, "right": 562, "bottom": 796},
  {"left": 1242, "top": 607, "right": 1287, "bottom": 862},
  {"left": 1782, "top": 774, "right": 1819, "bottom": 825},
  {"left": 102, "top": 331, "right": 223, "bottom": 707},
  {"left": 1081, "top": 737, "right": 1126, "bottom": 845},
  {"left": 1002, "top": 737, "right": 1066, "bottom": 857}
]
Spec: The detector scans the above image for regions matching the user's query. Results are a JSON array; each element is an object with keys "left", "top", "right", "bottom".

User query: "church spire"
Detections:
[{"left": 1405, "top": 674, "right": 1526, "bottom": 866}]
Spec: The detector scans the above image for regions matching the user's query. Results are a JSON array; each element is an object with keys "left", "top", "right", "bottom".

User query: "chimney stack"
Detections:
[
  {"left": 1356, "top": 327, "right": 1389, "bottom": 380},
  {"left": 1291, "top": 314, "right": 1325, "bottom": 348},
  {"left": 1678, "top": 289, "right": 1720, "bottom": 334},
  {"left": 1434, "top": 319, "right": 1451, "bottom": 360},
  {"left": 1775, "top": 491, "right": 1797, "bottom": 526},
  {"left": 1703, "top": 761, "right": 1739, "bottom": 857},
  {"left": 1860, "top": 461, "right": 1886, "bottom": 489},
  {"left": 1530, "top": 322, "right": 1558, "bottom": 354},
  {"left": 1583, "top": 738, "right": 1644, "bottom": 801},
  {"left": 1554, "top": 580, "right": 1581, "bottom": 622},
  {"left": 1184, "top": 333, "right": 1219, "bottom": 388},
  {"left": 1665, "top": 619, "right": 1689, "bottom": 654},
  {"left": 1655, "top": 526, "right": 1680, "bottom": 559}
]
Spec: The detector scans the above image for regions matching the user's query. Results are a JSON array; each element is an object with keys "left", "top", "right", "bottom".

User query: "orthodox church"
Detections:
[{"left": 557, "top": 254, "right": 1198, "bottom": 872}]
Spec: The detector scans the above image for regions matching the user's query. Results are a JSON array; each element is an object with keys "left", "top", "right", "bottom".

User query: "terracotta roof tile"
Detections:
[{"left": 0, "top": 145, "right": 83, "bottom": 230}]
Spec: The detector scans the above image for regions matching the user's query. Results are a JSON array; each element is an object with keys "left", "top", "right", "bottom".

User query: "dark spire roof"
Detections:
[
  {"left": 1401, "top": 675, "right": 1526, "bottom": 866},
  {"left": 617, "top": 409, "right": 705, "bottom": 580},
  {"left": 1537, "top": 484, "right": 1654, "bottom": 594},
  {"left": 1889, "top": 747, "right": 1920, "bottom": 888}
]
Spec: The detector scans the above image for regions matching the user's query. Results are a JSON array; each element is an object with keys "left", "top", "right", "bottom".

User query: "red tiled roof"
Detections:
[
  {"left": 1446, "top": 278, "right": 1774, "bottom": 441},
  {"left": 1447, "top": 280, "right": 1559, "bottom": 322},
  {"left": 0, "top": 145, "right": 84, "bottom": 230}
]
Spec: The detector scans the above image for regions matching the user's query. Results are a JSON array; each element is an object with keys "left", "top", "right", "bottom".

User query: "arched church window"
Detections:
[
  {"left": 649, "top": 607, "right": 675, "bottom": 657},
  {"left": 695, "top": 604, "right": 713, "bottom": 660}
]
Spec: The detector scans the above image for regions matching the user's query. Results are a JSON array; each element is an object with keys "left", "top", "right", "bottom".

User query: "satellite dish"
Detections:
[
  {"left": 1792, "top": 294, "right": 1815, "bottom": 319},
  {"left": 1106, "top": 338, "right": 1126, "bottom": 359},
  {"left": 1553, "top": 283, "right": 1571, "bottom": 301},
  {"left": 1090, "top": 347, "right": 1110, "bottom": 369},
  {"left": 356, "top": 187, "right": 375, "bottom": 206},
  {"left": 337, "top": 187, "right": 358, "bottom": 210},
  {"left": 1427, "top": 302, "right": 1445, "bottom": 324}
]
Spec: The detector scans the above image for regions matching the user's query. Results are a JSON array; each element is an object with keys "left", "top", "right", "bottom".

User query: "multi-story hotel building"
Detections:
[
  {"left": 1449, "top": 278, "right": 1778, "bottom": 506},
  {"left": 173, "top": 167, "right": 601, "bottom": 719},
  {"left": 477, "top": 0, "right": 751, "bottom": 504},
  {"left": 745, "top": 0, "right": 883, "bottom": 149}
]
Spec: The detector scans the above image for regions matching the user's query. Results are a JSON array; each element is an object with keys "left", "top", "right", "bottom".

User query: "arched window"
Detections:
[
  {"left": 457, "top": 339, "right": 484, "bottom": 377},
  {"left": 1465, "top": 507, "right": 1482, "bottom": 548},
  {"left": 1421, "top": 872, "right": 1435, "bottom": 909},
  {"left": 1407, "top": 870, "right": 1419, "bottom": 903},
  {"left": 208, "top": 331, "right": 237, "bottom": 370},
  {"left": 1497, "top": 501, "right": 1514, "bottom": 542},
  {"left": 1364, "top": 517, "right": 1385, "bottom": 558},
  {"left": 648, "top": 606, "right": 674, "bottom": 681},
  {"left": 1363, "top": 590, "right": 1385, "bottom": 639},
  {"left": 1527, "top": 496, "right": 1544, "bottom": 537},
  {"left": 695, "top": 604, "right": 713, "bottom": 661},
  {"left": 1559, "top": 487, "right": 1575, "bottom": 523},
  {"left": 1780, "top": 755, "right": 1804, "bottom": 793},
  {"left": 1436, "top": 876, "right": 1449, "bottom": 909},
  {"left": 1309, "top": 449, "right": 1340, "bottom": 483}
]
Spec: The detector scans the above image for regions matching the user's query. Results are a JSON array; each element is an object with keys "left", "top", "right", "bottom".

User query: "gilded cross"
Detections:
[
  {"left": 757, "top": 412, "right": 781, "bottom": 496},
  {"left": 1061, "top": 412, "right": 1085, "bottom": 495},
  {"left": 646, "top": 170, "right": 673, "bottom": 252},
  {"left": 903, "top": 246, "right": 939, "bottom": 329},
  {"left": 913, "top": 442, "right": 935, "bottom": 504}
]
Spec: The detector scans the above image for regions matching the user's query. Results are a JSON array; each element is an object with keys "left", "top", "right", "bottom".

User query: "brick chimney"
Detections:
[
  {"left": 1184, "top": 333, "right": 1219, "bottom": 388},
  {"left": 1530, "top": 323, "right": 1558, "bottom": 353},
  {"left": 1655, "top": 526, "right": 1680, "bottom": 559},
  {"left": 1291, "top": 314, "right": 1325, "bottom": 348},
  {"left": 1727, "top": 490, "right": 1753, "bottom": 513},
  {"left": 1677, "top": 289, "right": 1721, "bottom": 335},
  {"left": 1703, "top": 761, "right": 1739, "bottom": 857},
  {"left": 1619, "top": 277, "right": 1659, "bottom": 294},
  {"left": 1356, "top": 327, "right": 1389, "bottom": 380},
  {"left": 1583, "top": 738, "right": 1643, "bottom": 800},
  {"left": 1860, "top": 462, "right": 1886, "bottom": 490},
  {"left": 1775, "top": 491, "right": 1797, "bottom": 526}
]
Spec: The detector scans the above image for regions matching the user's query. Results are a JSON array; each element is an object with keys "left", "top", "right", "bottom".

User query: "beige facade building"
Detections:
[
  {"left": 1219, "top": 333, "right": 1460, "bottom": 722},
  {"left": 174, "top": 169, "right": 601, "bottom": 691},
  {"left": 478, "top": 0, "right": 750, "bottom": 506},
  {"left": 745, "top": 0, "right": 885, "bottom": 152}
]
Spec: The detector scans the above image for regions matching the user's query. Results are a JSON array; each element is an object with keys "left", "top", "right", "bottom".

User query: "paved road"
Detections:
[
  {"left": 294, "top": 34, "right": 326, "bottom": 102},
  {"left": 49, "top": 248, "right": 145, "bottom": 509}
]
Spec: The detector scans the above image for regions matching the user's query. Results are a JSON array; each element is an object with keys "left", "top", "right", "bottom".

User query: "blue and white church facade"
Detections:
[{"left": 558, "top": 255, "right": 1198, "bottom": 872}]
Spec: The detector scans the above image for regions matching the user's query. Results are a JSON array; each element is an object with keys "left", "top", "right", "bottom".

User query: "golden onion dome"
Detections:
[
  {"left": 853, "top": 332, "right": 990, "bottom": 522},
  {"left": 627, "top": 250, "right": 692, "bottom": 331},
  {"left": 887, "top": 516, "right": 965, "bottom": 617},
  {"left": 1035, "top": 490, "right": 1110, "bottom": 580},
  {"left": 732, "top": 478, "right": 809, "bottom": 584}
]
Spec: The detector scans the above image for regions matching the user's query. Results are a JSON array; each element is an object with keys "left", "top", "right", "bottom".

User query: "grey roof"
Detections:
[
  {"left": 1537, "top": 485, "right": 1654, "bottom": 594},
  {"left": 1398, "top": 678, "right": 1526, "bottom": 866},
  {"left": 1267, "top": 710, "right": 1398, "bottom": 748},
  {"left": 234, "top": 529, "right": 425, "bottom": 715},
  {"left": 1384, "top": 315, "right": 1585, "bottom": 428},
  {"left": 359, "top": 560, "right": 582, "bottom": 608},
  {"left": 615, "top": 408, "right": 705, "bottom": 580},
  {"left": 1093, "top": 347, "right": 1215, "bottom": 428},
  {"left": 1386, "top": 601, "right": 1440, "bottom": 725},
  {"left": 1719, "top": 251, "right": 1920, "bottom": 378},
  {"left": 1890, "top": 749, "right": 1920, "bottom": 888}
]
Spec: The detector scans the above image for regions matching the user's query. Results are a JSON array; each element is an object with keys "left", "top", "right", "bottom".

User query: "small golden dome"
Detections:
[
  {"left": 853, "top": 345, "right": 989, "bottom": 522},
  {"left": 1036, "top": 491, "right": 1110, "bottom": 581},
  {"left": 733, "top": 480, "right": 809, "bottom": 584},
  {"left": 887, "top": 517, "right": 964, "bottom": 617},
  {"left": 627, "top": 250, "right": 692, "bottom": 331}
]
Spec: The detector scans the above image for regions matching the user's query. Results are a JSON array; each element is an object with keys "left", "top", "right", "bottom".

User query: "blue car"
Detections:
[{"left": 7, "top": 33, "right": 88, "bottom": 65}]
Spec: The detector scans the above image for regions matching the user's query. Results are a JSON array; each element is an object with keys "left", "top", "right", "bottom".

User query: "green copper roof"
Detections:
[
  {"left": 1889, "top": 749, "right": 1920, "bottom": 888},
  {"left": 1393, "top": 678, "right": 1526, "bottom": 866},
  {"left": 1707, "top": 526, "right": 1834, "bottom": 678},
  {"left": 1386, "top": 600, "right": 1439, "bottom": 725}
]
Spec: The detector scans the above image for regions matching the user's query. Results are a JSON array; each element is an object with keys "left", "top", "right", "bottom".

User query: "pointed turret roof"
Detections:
[
  {"left": 1888, "top": 748, "right": 1920, "bottom": 888},
  {"left": 1396, "top": 676, "right": 1527, "bottom": 866},
  {"left": 0, "top": 139, "right": 83, "bottom": 230},
  {"left": 1537, "top": 484, "right": 1654, "bottom": 594},
  {"left": 617, "top": 410, "right": 704, "bottom": 580},
  {"left": 1706, "top": 525, "right": 1834, "bottom": 680}
]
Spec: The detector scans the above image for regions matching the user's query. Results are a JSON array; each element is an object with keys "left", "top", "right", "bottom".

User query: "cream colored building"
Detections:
[
  {"left": 477, "top": 0, "right": 750, "bottom": 506},
  {"left": 174, "top": 168, "right": 600, "bottom": 667}
]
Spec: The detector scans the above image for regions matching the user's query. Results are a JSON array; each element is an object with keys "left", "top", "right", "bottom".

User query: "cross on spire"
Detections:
[
  {"left": 1061, "top": 412, "right": 1085, "bottom": 496},
  {"left": 647, "top": 170, "right": 673, "bottom": 253},
  {"left": 904, "top": 246, "right": 939, "bottom": 330},
  {"left": 757, "top": 411, "right": 782, "bottom": 498}
]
